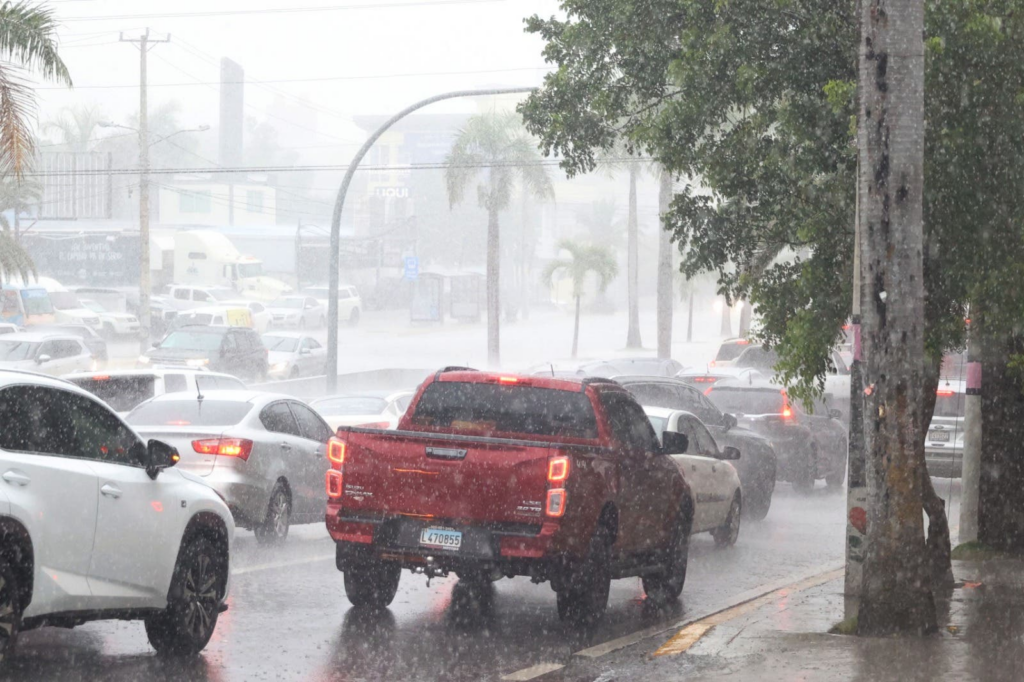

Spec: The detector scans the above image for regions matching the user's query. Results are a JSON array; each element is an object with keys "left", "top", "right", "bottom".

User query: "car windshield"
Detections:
[
  {"left": 127, "top": 400, "right": 253, "bottom": 426},
  {"left": 263, "top": 336, "right": 298, "bottom": 352},
  {"left": 0, "top": 340, "right": 39, "bottom": 361},
  {"left": 735, "top": 347, "right": 780, "bottom": 372},
  {"left": 70, "top": 376, "right": 155, "bottom": 412},
  {"left": 81, "top": 300, "right": 105, "bottom": 313},
  {"left": 48, "top": 291, "right": 81, "bottom": 310},
  {"left": 625, "top": 383, "right": 699, "bottom": 412},
  {"left": 237, "top": 263, "right": 263, "bottom": 278},
  {"left": 715, "top": 342, "right": 750, "bottom": 362},
  {"left": 409, "top": 382, "right": 599, "bottom": 439},
  {"left": 313, "top": 397, "right": 388, "bottom": 415},
  {"left": 707, "top": 388, "right": 786, "bottom": 415},
  {"left": 19, "top": 289, "right": 53, "bottom": 315},
  {"left": 270, "top": 298, "right": 303, "bottom": 309},
  {"left": 158, "top": 329, "right": 224, "bottom": 351}
]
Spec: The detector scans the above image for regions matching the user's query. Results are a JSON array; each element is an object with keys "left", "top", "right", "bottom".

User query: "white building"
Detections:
[{"left": 158, "top": 175, "right": 277, "bottom": 227}]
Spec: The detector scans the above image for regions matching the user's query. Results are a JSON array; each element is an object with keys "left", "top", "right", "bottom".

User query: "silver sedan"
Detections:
[
  {"left": 262, "top": 332, "right": 328, "bottom": 380},
  {"left": 127, "top": 390, "right": 334, "bottom": 544}
]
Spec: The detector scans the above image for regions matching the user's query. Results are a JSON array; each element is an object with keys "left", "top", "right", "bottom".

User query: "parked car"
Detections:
[
  {"left": 300, "top": 285, "right": 362, "bottom": 326},
  {"left": 225, "top": 300, "right": 272, "bottom": 333},
  {"left": 0, "top": 323, "right": 21, "bottom": 335},
  {"left": 267, "top": 296, "right": 325, "bottom": 329},
  {"left": 127, "top": 391, "right": 333, "bottom": 544},
  {"left": 677, "top": 366, "right": 765, "bottom": 391},
  {"left": 706, "top": 381, "right": 848, "bottom": 492},
  {"left": 733, "top": 345, "right": 852, "bottom": 424},
  {"left": 925, "top": 381, "right": 967, "bottom": 478},
  {"left": 166, "top": 285, "right": 239, "bottom": 311},
  {"left": 310, "top": 390, "right": 414, "bottom": 431},
  {"left": 0, "top": 370, "right": 233, "bottom": 661},
  {"left": 65, "top": 369, "right": 246, "bottom": 414},
  {"left": 0, "top": 332, "right": 95, "bottom": 376},
  {"left": 328, "top": 369, "right": 694, "bottom": 625},
  {"left": 644, "top": 407, "right": 743, "bottom": 545},
  {"left": 175, "top": 305, "right": 256, "bottom": 331},
  {"left": 80, "top": 298, "right": 142, "bottom": 339},
  {"left": 262, "top": 332, "right": 327, "bottom": 380},
  {"left": 139, "top": 325, "right": 268, "bottom": 382},
  {"left": 614, "top": 376, "right": 777, "bottom": 519},
  {"left": 578, "top": 357, "right": 687, "bottom": 378},
  {"left": 32, "top": 324, "right": 108, "bottom": 362},
  {"left": 710, "top": 338, "right": 754, "bottom": 369}
]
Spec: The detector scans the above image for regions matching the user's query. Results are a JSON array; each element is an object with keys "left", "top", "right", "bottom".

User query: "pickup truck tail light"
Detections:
[
  {"left": 192, "top": 438, "right": 253, "bottom": 461},
  {"left": 548, "top": 456, "right": 570, "bottom": 483},
  {"left": 546, "top": 489, "right": 567, "bottom": 517},
  {"left": 326, "top": 470, "right": 344, "bottom": 499},
  {"left": 326, "top": 437, "right": 346, "bottom": 499},
  {"left": 327, "top": 437, "right": 346, "bottom": 466}
]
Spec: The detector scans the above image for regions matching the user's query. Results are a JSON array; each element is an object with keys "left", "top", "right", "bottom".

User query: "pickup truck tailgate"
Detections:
[{"left": 338, "top": 430, "right": 553, "bottom": 526}]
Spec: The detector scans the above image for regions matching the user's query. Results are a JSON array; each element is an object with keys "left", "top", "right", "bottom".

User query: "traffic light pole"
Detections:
[{"left": 325, "top": 87, "right": 537, "bottom": 393}]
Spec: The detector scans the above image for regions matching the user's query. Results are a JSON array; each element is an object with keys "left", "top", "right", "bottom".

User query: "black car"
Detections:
[
  {"left": 614, "top": 375, "right": 778, "bottom": 519},
  {"left": 139, "top": 325, "right": 268, "bottom": 382},
  {"left": 705, "top": 381, "right": 848, "bottom": 492},
  {"left": 32, "top": 324, "right": 108, "bottom": 362}
]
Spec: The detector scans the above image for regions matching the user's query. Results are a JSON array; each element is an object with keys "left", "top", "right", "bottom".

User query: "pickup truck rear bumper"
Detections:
[{"left": 327, "top": 508, "right": 563, "bottom": 577}]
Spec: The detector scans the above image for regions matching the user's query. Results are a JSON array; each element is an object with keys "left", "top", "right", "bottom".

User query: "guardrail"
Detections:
[{"left": 251, "top": 368, "right": 435, "bottom": 399}]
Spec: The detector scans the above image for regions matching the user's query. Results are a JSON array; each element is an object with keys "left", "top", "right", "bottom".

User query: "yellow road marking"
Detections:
[{"left": 653, "top": 568, "right": 843, "bottom": 657}]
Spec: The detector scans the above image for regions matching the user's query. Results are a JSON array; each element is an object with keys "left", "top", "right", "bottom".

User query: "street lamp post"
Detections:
[{"left": 325, "top": 87, "right": 538, "bottom": 393}]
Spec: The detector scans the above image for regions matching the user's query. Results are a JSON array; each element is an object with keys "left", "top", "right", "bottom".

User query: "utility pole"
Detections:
[
  {"left": 121, "top": 28, "right": 170, "bottom": 352},
  {"left": 960, "top": 319, "right": 982, "bottom": 543}
]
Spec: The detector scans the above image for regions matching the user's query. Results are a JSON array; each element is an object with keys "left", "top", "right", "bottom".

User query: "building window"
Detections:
[
  {"left": 246, "top": 190, "right": 263, "bottom": 213},
  {"left": 179, "top": 190, "right": 212, "bottom": 213}
]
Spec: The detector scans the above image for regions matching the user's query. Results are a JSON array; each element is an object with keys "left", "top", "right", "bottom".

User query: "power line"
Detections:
[{"left": 59, "top": 0, "right": 504, "bottom": 22}]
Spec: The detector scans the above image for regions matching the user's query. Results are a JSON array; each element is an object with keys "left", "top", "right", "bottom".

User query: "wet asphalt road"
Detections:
[{"left": 5, "top": 482, "right": 935, "bottom": 682}]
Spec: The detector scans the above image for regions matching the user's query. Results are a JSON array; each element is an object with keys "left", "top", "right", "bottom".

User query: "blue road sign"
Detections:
[{"left": 403, "top": 256, "right": 419, "bottom": 281}]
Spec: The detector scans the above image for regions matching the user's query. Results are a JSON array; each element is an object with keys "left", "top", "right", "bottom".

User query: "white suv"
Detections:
[{"left": 0, "top": 370, "right": 233, "bottom": 664}]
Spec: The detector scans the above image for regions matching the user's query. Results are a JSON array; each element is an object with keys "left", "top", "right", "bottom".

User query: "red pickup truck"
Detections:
[{"left": 325, "top": 368, "right": 694, "bottom": 625}]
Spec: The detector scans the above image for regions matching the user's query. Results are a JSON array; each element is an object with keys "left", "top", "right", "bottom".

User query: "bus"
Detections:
[{"left": 1, "top": 283, "right": 56, "bottom": 327}]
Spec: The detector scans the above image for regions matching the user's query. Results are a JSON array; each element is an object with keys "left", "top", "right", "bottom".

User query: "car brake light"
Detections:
[
  {"left": 192, "top": 438, "right": 253, "bottom": 461},
  {"left": 326, "top": 469, "right": 344, "bottom": 498},
  {"left": 694, "top": 376, "right": 717, "bottom": 383},
  {"left": 736, "top": 339, "right": 750, "bottom": 345},
  {"left": 92, "top": 374, "right": 111, "bottom": 380},
  {"left": 709, "top": 360, "right": 716, "bottom": 368},
  {"left": 782, "top": 407, "right": 793, "bottom": 418},
  {"left": 355, "top": 421, "right": 390, "bottom": 429},
  {"left": 548, "top": 456, "right": 570, "bottom": 483},
  {"left": 328, "top": 437, "right": 346, "bottom": 465},
  {"left": 546, "top": 489, "right": 567, "bottom": 517},
  {"left": 499, "top": 376, "right": 519, "bottom": 384},
  {"left": 936, "top": 389, "right": 954, "bottom": 397}
]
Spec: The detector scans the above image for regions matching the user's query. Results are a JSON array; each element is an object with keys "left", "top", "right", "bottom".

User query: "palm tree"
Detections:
[
  {"left": 43, "top": 105, "right": 104, "bottom": 152},
  {"left": 445, "top": 112, "right": 554, "bottom": 366},
  {"left": 544, "top": 239, "right": 619, "bottom": 358}
]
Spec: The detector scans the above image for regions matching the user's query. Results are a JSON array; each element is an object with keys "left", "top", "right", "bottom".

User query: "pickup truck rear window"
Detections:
[{"left": 410, "top": 382, "right": 598, "bottom": 439}]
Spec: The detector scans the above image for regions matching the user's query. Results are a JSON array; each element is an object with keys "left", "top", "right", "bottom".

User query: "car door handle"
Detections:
[
  {"left": 100, "top": 483, "right": 122, "bottom": 499},
  {"left": 280, "top": 442, "right": 293, "bottom": 450},
  {"left": 2, "top": 470, "right": 30, "bottom": 486}
]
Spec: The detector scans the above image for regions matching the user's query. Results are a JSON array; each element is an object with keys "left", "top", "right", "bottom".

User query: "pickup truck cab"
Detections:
[{"left": 326, "top": 369, "right": 694, "bottom": 626}]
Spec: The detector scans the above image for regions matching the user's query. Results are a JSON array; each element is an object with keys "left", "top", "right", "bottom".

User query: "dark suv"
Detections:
[{"left": 139, "top": 325, "right": 268, "bottom": 382}]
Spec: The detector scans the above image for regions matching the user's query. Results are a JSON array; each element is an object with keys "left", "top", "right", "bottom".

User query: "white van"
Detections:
[{"left": 34, "top": 277, "right": 102, "bottom": 330}]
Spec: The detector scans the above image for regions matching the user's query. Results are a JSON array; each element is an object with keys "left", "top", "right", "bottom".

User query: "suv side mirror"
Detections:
[
  {"left": 145, "top": 439, "right": 180, "bottom": 479},
  {"left": 36, "top": 354, "right": 51, "bottom": 365},
  {"left": 724, "top": 413, "right": 737, "bottom": 430},
  {"left": 300, "top": 347, "right": 310, "bottom": 355},
  {"left": 661, "top": 431, "right": 689, "bottom": 456},
  {"left": 719, "top": 446, "right": 741, "bottom": 461}
]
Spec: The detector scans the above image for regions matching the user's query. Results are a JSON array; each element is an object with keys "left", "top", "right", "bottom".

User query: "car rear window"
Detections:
[
  {"left": 70, "top": 376, "right": 156, "bottom": 412},
  {"left": 715, "top": 342, "right": 749, "bottom": 362},
  {"left": 127, "top": 400, "right": 253, "bottom": 426},
  {"left": 409, "top": 382, "right": 599, "bottom": 439},
  {"left": 313, "top": 397, "right": 388, "bottom": 415},
  {"left": 624, "top": 383, "right": 700, "bottom": 412},
  {"left": 159, "top": 329, "right": 225, "bottom": 351},
  {"left": 707, "top": 388, "right": 785, "bottom": 415},
  {"left": 934, "top": 392, "right": 965, "bottom": 418}
]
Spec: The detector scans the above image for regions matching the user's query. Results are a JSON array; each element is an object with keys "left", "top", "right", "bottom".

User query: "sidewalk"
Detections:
[{"left": 630, "top": 559, "right": 1024, "bottom": 682}]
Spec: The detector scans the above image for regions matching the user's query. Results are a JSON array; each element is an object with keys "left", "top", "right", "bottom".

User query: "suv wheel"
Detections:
[
  {"left": 711, "top": 494, "right": 742, "bottom": 548},
  {"left": 745, "top": 470, "right": 775, "bottom": 520},
  {"left": 557, "top": 524, "right": 612, "bottom": 627},
  {"left": 642, "top": 510, "right": 689, "bottom": 606},
  {"left": 145, "top": 536, "right": 225, "bottom": 656},
  {"left": 792, "top": 445, "right": 817, "bottom": 493},
  {"left": 254, "top": 485, "right": 290, "bottom": 545},
  {"left": 349, "top": 308, "right": 361, "bottom": 327},
  {"left": 344, "top": 561, "right": 401, "bottom": 608},
  {"left": 0, "top": 556, "right": 22, "bottom": 667}
]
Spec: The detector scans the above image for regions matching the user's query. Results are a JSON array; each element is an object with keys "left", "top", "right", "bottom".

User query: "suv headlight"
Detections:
[
  {"left": 138, "top": 355, "right": 151, "bottom": 364},
  {"left": 186, "top": 358, "right": 210, "bottom": 368}
]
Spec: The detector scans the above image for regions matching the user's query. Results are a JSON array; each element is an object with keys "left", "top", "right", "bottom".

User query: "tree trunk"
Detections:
[
  {"left": 656, "top": 167, "right": 673, "bottom": 359},
  {"left": 856, "top": 0, "right": 935, "bottom": 636},
  {"left": 571, "top": 294, "right": 581, "bottom": 359},
  {"left": 738, "top": 298, "right": 752, "bottom": 336},
  {"left": 719, "top": 298, "right": 733, "bottom": 337},
  {"left": 486, "top": 205, "right": 501, "bottom": 367},
  {"left": 626, "top": 165, "right": 642, "bottom": 348},
  {"left": 687, "top": 290, "right": 694, "bottom": 343}
]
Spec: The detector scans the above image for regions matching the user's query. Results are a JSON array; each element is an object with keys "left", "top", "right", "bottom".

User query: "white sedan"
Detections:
[
  {"left": 310, "top": 391, "right": 415, "bottom": 432},
  {"left": 267, "top": 296, "right": 325, "bottom": 329},
  {"left": 645, "top": 406, "right": 743, "bottom": 547}
]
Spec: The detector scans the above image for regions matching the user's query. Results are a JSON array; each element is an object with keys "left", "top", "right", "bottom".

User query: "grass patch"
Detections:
[
  {"left": 829, "top": 616, "right": 857, "bottom": 635},
  {"left": 951, "top": 541, "right": 1008, "bottom": 561}
]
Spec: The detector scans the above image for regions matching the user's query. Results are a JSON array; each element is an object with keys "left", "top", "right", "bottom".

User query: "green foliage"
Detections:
[
  {"left": 543, "top": 238, "right": 619, "bottom": 298},
  {"left": 523, "top": 0, "right": 1024, "bottom": 405},
  {"left": 0, "top": 228, "right": 33, "bottom": 282}
]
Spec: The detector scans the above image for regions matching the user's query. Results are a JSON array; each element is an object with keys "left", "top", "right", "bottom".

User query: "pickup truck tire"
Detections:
[
  {"left": 556, "top": 525, "right": 612, "bottom": 627},
  {"left": 145, "top": 536, "right": 225, "bottom": 656},
  {"left": 0, "top": 555, "right": 21, "bottom": 667},
  {"left": 745, "top": 472, "right": 774, "bottom": 521},
  {"left": 344, "top": 561, "right": 401, "bottom": 609},
  {"left": 642, "top": 512, "right": 689, "bottom": 606},
  {"left": 712, "top": 494, "right": 742, "bottom": 548},
  {"left": 254, "top": 485, "right": 291, "bottom": 546}
]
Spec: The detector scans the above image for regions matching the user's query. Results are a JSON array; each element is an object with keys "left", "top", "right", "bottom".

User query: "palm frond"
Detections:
[
  {"left": 0, "top": 1, "right": 71, "bottom": 86},
  {"left": 0, "top": 64, "right": 34, "bottom": 178},
  {"left": 545, "top": 238, "right": 619, "bottom": 298},
  {"left": 0, "top": 227, "right": 34, "bottom": 282}
]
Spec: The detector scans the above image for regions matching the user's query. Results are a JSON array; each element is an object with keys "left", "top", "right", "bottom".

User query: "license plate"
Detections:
[
  {"left": 930, "top": 430, "right": 950, "bottom": 443},
  {"left": 419, "top": 527, "right": 462, "bottom": 551}
]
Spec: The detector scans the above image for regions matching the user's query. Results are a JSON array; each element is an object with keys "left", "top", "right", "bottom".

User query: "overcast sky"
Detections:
[{"left": 38, "top": 0, "right": 562, "bottom": 150}]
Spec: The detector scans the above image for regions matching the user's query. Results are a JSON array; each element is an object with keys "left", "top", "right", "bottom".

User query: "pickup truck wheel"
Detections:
[
  {"left": 712, "top": 494, "right": 742, "bottom": 548},
  {"left": 254, "top": 485, "right": 290, "bottom": 545},
  {"left": 344, "top": 561, "right": 401, "bottom": 608},
  {"left": 0, "top": 555, "right": 22, "bottom": 667},
  {"left": 556, "top": 525, "right": 611, "bottom": 627},
  {"left": 745, "top": 472, "right": 774, "bottom": 521},
  {"left": 642, "top": 513, "right": 689, "bottom": 606},
  {"left": 145, "top": 536, "right": 226, "bottom": 656}
]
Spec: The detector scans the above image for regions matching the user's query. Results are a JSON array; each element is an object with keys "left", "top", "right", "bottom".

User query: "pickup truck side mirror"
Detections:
[
  {"left": 36, "top": 354, "right": 51, "bottom": 365},
  {"left": 719, "top": 446, "right": 741, "bottom": 461},
  {"left": 724, "top": 413, "right": 737, "bottom": 430},
  {"left": 661, "top": 431, "right": 689, "bottom": 456},
  {"left": 145, "top": 439, "right": 180, "bottom": 480}
]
